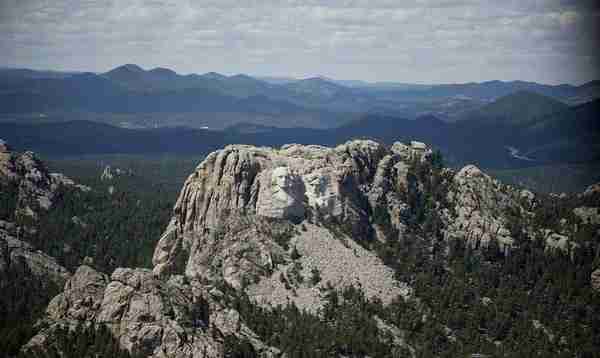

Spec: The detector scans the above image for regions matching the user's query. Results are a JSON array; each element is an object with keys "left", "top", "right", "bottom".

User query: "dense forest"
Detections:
[
  {"left": 2, "top": 151, "right": 599, "bottom": 357},
  {"left": 220, "top": 153, "right": 600, "bottom": 357},
  {"left": 0, "top": 167, "right": 175, "bottom": 356}
]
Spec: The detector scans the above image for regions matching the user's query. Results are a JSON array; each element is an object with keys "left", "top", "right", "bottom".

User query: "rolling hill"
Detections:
[
  {"left": 1, "top": 65, "right": 599, "bottom": 133},
  {"left": 457, "top": 90, "right": 569, "bottom": 123},
  {"left": 3, "top": 97, "right": 596, "bottom": 169}
]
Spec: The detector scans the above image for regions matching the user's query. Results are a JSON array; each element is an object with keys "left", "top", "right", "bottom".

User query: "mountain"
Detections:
[
  {"left": 457, "top": 90, "right": 569, "bottom": 123},
  {"left": 0, "top": 65, "right": 358, "bottom": 128},
  {"left": 284, "top": 77, "right": 350, "bottom": 97},
  {"left": 0, "top": 68, "right": 80, "bottom": 83},
  {"left": 200, "top": 72, "right": 228, "bottom": 81},
  {"left": 0, "top": 142, "right": 90, "bottom": 354},
  {"left": 101, "top": 65, "right": 280, "bottom": 97},
  {"left": 0, "top": 64, "right": 600, "bottom": 128},
  {"left": 513, "top": 98, "right": 600, "bottom": 162},
  {"left": 1, "top": 95, "right": 597, "bottom": 169},
  {"left": 1, "top": 64, "right": 599, "bottom": 132},
  {"left": 103, "top": 64, "right": 218, "bottom": 92},
  {"left": 102, "top": 64, "right": 145, "bottom": 86},
  {"left": 564, "top": 80, "right": 600, "bottom": 104},
  {"left": 8, "top": 140, "right": 599, "bottom": 357},
  {"left": 257, "top": 76, "right": 297, "bottom": 85},
  {"left": 377, "top": 80, "right": 577, "bottom": 100}
]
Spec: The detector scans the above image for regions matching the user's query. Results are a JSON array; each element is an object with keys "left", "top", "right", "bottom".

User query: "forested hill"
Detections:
[
  {"left": 2, "top": 140, "right": 599, "bottom": 357},
  {"left": 2, "top": 97, "right": 598, "bottom": 171}
]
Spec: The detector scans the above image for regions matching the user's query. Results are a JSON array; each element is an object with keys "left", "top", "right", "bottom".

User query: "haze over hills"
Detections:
[
  {"left": 0, "top": 64, "right": 598, "bottom": 186},
  {"left": 455, "top": 90, "right": 569, "bottom": 123},
  {"left": 2, "top": 97, "right": 598, "bottom": 172},
  {"left": 1, "top": 65, "right": 599, "bottom": 130}
]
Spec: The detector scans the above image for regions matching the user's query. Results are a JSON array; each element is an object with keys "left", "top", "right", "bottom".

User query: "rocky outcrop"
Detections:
[
  {"left": 445, "top": 165, "right": 524, "bottom": 250},
  {"left": 101, "top": 165, "right": 133, "bottom": 181},
  {"left": 19, "top": 139, "right": 598, "bottom": 356},
  {"left": 24, "top": 265, "right": 281, "bottom": 357},
  {"left": 573, "top": 206, "right": 600, "bottom": 225},
  {"left": 591, "top": 268, "right": 600, "bottom": 292},
  {"left": 246, "top": 221, "right": 411, "bottom": 312},
  {"left": 0, "top": 220, "right": 70, "bottom": 325},
  {"left": 0, "top": 141, "right": 89, "bottom": 218},
  {"left": 152, "top": 140, "right": 431, "bottom": 277}
]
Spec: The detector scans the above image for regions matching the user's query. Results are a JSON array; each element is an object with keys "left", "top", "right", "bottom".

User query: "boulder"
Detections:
[
  {"left": 591, "top": 268, "right": 600, "bottom": 292},
  {"left": 445, "top": 165, "right": 518, "bottom": 250},
  {"left": 0, "top": 145, "right": 88, "bottom": 218},
  {"left": 24, "top": 265, "right": 281, "bottom": 357}
]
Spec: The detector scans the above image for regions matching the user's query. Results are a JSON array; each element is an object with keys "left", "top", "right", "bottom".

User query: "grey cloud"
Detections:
[{"left": 0, "top": 0, "right": 598, "bottom": 84}]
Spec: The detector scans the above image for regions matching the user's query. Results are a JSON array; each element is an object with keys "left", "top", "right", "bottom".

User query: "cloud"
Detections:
[{"left": 0, "top": 0, "right": 598, "bottom": 84}]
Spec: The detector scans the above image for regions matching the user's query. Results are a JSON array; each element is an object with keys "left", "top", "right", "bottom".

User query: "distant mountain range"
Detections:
[
  {"left": 1, "top": 64, "right": 598, "bottom": 170},
  {"left": 456, "top": 90, "right": 569, "bottom": 124},
  {"left": 1, "top": 65, "right": 599, "bottom": 130}
]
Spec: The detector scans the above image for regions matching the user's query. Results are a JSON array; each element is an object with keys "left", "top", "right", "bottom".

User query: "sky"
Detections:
[{"left": 0, "top": 0, "right": 599, "bottom": 85}]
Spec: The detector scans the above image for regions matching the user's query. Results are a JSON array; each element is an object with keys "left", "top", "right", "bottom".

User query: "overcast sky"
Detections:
[{"left": 0, "top": 0, "right": 598, "bottom": 84}]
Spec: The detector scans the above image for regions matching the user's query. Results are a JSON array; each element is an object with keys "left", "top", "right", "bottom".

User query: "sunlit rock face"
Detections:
[
  {"left": 149, "top": 140, "right": 419, "bottom": 324},
  {"left": 24, "top": 265, "right": 281, "bottom": 358},
  {"left": 256, "top": 166, "right": 305, "bottom": 221},
  {"left": 592, "top": 268, "right": 600, "bottom": 292},
  {"left": 444, "top": 165, "right": 519, "bottom": 250},
  {"left": 0, "top": 141, "right": 89, "bottom": 218},
  {"left": 152, "top": 139, "right": 426, "bottom": 277}
]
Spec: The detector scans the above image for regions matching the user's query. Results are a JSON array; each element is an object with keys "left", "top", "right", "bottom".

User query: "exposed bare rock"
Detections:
[
  {"left": 51, "top": 172, "right": 91, "bottom": 192},
  {"left": 0, "top": 143, "right": 89, "bottom": 218},
  {"left": 101, "top": 165, "right": 115, "bottom": 180},
  {"left": 71, "top": 215, "right": 88, "bottom": 228},
  {"left": 519, "top": 189, "right": 535, "bottom": 207},
  {"left": 153, "top": 140, "right": 417, "bottom": 277},
  {"left": 391, "top": 141, "right": 431, "bottom": 162},
  {"left": 183, "top": 215, "right": 289, "bottom": 290},
  {"left": 101, "top": 165, "right": 133, "bottom": 181},
  {"left": 444, "top": 164, "right": 589, "bottom": 254},
  {"left": 542, "top": 231, "right": 575, "bottom": 253},
  {"left": 374, "top": 316, "right": 415, "bottom": 357},
  {"left": 573, "top": 207, "right": 600, "bottom": 225},
  {"left": 445, "top": 165, "right": 519, "bottom": 249},
  {"left": 24, "top": 265, "right": 281, "bottom": 357},
  {"left": 16, "top": 139, "right": 599, "bottom": 356},
  {"left": 247, "top": 222, "right": 411, "bottom": 312},
  {"left": 532, "top": 319, "right": 555, "bottom": 342},
  {"left": 591, "top": 268, "right": 600, "bottom": 292}
]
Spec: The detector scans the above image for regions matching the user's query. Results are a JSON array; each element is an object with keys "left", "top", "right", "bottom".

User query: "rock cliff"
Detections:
[
  {"left": 0, "top": 141, "right": 89, "bottom": 219},
  {"left": 18, "top": 139, "right": 599, "bottom": 357},
  {"left": 24, "top": 265, "right": 280, "bottom": 357},
  {"left": 153, "top": 140, "right": 429, "bottom": 278}
]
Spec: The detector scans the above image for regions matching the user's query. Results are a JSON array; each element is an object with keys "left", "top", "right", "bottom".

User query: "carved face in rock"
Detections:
[
  {"left": 303, "top": 172, "right": 341, "bottom": 217},
  {"left": 257, "top": 166, "right": 305, "bottom": 221},
  {"left": 272, "top": 167, "right": 294, "bottom": 194}
]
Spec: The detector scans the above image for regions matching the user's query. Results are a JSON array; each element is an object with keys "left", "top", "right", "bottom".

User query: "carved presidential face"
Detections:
[
  {"left": 256, "top": 166, "right": 305, "bottom": 221},
  {"left": 272, "top": 166, "right": 292, "bottom": 192}
]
